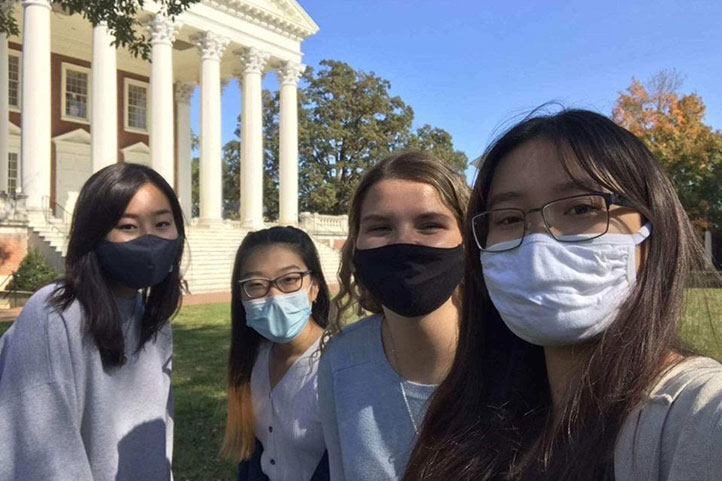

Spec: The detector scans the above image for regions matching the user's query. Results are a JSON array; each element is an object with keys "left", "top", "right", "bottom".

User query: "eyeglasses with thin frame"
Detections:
[
  {"left": 472, "top": 193, "right": 634, "bottom": 252},
  {"left": 238, "top": 270, "right": 312, "bottom": 299}
]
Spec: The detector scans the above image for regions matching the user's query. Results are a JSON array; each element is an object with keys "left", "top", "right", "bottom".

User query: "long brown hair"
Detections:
[
  {"left": 404, "top": 109, "right": 719, "bottom": 480},
  {"left": 326, "top": 151, "right": 470, "bottom": 341},
  {"left": 221, "top": 226, "right": 331, "bottom": 461}
]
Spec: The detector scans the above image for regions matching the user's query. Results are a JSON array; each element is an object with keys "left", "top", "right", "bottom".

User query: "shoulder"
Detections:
[
  {"left": 320, "top": 315, "right": 382, "bottom": 373},
  {"left": 10, "top": 283, "right": 79, "bottom": 338},
  {"left": 652, "top": 356, "right": 722, "bottom": 407}
]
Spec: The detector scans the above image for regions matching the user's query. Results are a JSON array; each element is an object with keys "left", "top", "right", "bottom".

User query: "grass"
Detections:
[{"left": 0, "top": 290, "right": 720, "bottom": 480}]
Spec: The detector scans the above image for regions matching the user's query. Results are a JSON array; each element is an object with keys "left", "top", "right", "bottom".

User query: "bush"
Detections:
[{"left": 8, "top": 249, "right": 58, "bottom": 292}]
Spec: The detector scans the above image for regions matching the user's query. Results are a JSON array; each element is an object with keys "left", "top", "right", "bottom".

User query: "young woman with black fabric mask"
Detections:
[
  {"left": 317, "top": 151, "right": 470, "bottom": 480},
  {"left": 403, "top": 109, "right": 722, "bottom": 481},
  {"left": 0, "top": 163, "right": 184, "bottom": 481},
  {"left": 222, "top": 226, "right": 331, "bottom": 481}
]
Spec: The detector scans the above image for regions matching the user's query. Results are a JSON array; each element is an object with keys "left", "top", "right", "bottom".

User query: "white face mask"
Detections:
[{"left": 479, "top": 224, "right": 652, "bottom": 346}]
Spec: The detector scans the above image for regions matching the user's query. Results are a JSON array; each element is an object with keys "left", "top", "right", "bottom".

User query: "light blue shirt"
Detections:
[{"left": 318, "top": 315, "right": 436, "bottom": 480}]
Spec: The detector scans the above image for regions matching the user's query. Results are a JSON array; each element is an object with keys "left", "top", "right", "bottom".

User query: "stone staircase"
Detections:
[{"left": 22, "top": 214, "right": 342, "bottom": 294}]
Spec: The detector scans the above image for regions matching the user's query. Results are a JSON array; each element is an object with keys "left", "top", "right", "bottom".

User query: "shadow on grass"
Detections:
[{"left": 172, "top": 310, "right": 236, "bottom": 481}]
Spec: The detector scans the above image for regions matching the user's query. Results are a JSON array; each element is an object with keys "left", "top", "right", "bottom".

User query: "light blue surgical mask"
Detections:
[{"left": 242, "top": 289, "right": 312, "bottom": 343}]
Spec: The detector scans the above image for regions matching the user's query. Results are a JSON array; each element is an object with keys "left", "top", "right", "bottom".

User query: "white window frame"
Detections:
[
  {"left": 124, "top": 77, "right": 150, "bottom": 134},
  {"left": 8, "top": 51, "right": 21, "bottom": 112},
  {"left": 7, "top": 149, "right": 20, "bottom": 194},
  {"left": 61, "top": 62, "right": 91, "bottom": 125}
]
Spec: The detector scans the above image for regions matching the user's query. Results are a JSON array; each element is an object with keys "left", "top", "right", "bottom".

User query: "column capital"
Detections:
[
  {"left": 174, "top": 82, "right": 194, "bottom": 104},
  {"left": 237, "top": 47, "right": 270, "bottom": 75},
  {"left": 194, "top": 31, "right": 229, "bottom": 61},
  {"left": 278, "top": 61, "right": 306, "bottom": 86},
  {"left": 21, "top": 0, "right": 50, "bottom": 9},
  {"left": 148, "top": 14, "right": 182, "bottom": 45}
]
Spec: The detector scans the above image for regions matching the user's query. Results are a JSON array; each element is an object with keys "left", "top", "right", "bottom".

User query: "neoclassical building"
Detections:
[
  {"left": 0, "top": 0, "right": 317, "bottom": 228},
  {"left": 0, "top": 0, "right": 350, "bottom": 294}
]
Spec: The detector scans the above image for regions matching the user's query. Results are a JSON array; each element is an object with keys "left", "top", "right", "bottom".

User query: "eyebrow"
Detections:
[
  {"left": 488, "top": 181, "right": 589, "bottom": 207},
  {"left": 240, "top": 264, "right": 304, "bottom": 279},
  {"left": 119, "top": 209, "right": 173, "bottom": 219},
  {"left": 360, "top": 211, "right": 451, "bottom": 223}
]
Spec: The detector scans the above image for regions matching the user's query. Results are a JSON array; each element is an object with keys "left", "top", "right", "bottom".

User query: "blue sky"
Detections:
[{"left": 192, "top": 0, "right": 722, "bottom": 182}]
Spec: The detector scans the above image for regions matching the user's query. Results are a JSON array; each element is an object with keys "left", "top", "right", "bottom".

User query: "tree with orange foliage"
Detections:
[{"left": 613, "top": 70, "right": 722, "bottom": 230}]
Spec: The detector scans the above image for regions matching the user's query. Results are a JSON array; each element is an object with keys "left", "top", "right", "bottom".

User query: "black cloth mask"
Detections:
[
  {"left": 96, "top": 235, "right": 181, "bottom": 290},
  {"left": 352, "top": 243, "right": 464, "bottom": 317}
]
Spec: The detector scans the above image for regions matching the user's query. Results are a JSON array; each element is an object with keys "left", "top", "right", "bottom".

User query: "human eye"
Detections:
[
  {"left": 116, "top": 223, "right": 137, "bottom": 232},
  {"left": 366, "top": 224, "right": 390, "bottom": 233},
  {"left": 562, "top": 197, "right": 604, "bottom": 217},
  {"left": 156, "top": 220, "right": 173, "bottom": 229},
  {"left": 491, "top": 211, "right": 523, "bottom": 227},
  {"left": 279, "top": 273, "right": 301, "bottom": 286}
]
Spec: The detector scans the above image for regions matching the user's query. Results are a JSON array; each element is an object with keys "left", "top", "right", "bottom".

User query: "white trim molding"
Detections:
[
  {"left": 60, "top": 62, "right": 92, "bottom": 125},
  {"left": 124, "top": 77, "right": 151, "bottom": 134}
]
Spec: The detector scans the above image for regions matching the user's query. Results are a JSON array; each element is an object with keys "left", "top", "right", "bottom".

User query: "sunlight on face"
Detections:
[
  {"left": 106, "top": 183, "right": 179, "bottom": 243},
  {"left": 356, "top": 179, "right": 463, "bottom": 250},
  {"left": 240, "top": 244, "right": 318, "bottom": 302}
]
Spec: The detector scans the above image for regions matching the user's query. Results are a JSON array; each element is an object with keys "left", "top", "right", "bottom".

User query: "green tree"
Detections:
[
  {"left": 0, "top": 1, "right": 199, "bottom": 60},
  {"left": 8, "top": 249, "right": 57, "bottom": 292},
  {"left": 613, "top": 70, "right": 722, "bottom": 229},
  {"left": 218, "top": 59, "right": 468, "bottom": 218}
]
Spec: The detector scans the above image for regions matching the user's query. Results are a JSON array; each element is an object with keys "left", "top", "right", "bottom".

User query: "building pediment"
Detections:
[
  {"left": 53, "top": 128, "right": 91, "bottom": 145},
  {"left": 121, "top": 142, "right": 151, "bottom": 155},
  {"left": 203, "top": 0, "right": 319, "bottom": 39},
  {"left": 8, "top": 122, "right": 20, "bottom": 136}
]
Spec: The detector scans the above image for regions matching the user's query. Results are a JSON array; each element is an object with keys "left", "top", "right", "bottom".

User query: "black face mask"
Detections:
[
  {"left": 352, "top": 243, "right": 464, "bottom": 318},
  {"left": 96, "top": 235, "right": 181, "bottom": 290}
]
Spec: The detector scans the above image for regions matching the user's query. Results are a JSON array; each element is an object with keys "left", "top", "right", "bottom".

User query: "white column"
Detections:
[
  {"left": 238, "top": 47, "right": 269, "bottom": 230},
  {"left": 0, "top": 16, "right": 9, "bottom": 193},
  {"left": 91, "top": 22, "right": 118, "bottom": 171},
  {"left": 149, "top": 14, "right": 181, "bottom": 188},
  {"left": 196, "top": 32, "right": 229, "bottom": 222},
  {"left": 705, "top": 230, "right": 713, "bottom": 261},
  {"left": 175, "top": 83, "right": 194, "bottom": 220},
  {"left": 21, "top": 0, "right": 52, "bottom": 209},
  {"left": 277, "top": 62, "right": 305, "bottom": 226}
]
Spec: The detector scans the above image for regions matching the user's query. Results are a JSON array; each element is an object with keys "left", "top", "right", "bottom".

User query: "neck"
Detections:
[
  {"left": 543, "top": 344, "right": 586, "bottom": 415},
  {"left": 382, "top": 296, "right": 459, "bottom": 384}
]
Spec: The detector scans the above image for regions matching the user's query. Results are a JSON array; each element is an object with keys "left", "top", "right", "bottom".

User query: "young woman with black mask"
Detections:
[
  {"left": 0, "top": 164, "right": 184, "bottom": 481},
  {"left": 318, "top": 151, "right": 470, "bottom": 480},
  {"left": 222, "top": 226, "right": 331, "bottom": 481},
  {"left": 404, "top": 109, "right": 722, "bottom": 481}
]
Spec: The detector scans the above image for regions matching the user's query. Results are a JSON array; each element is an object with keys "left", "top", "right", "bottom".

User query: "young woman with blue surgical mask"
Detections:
[
  {"left": 404, "top": 109, "right": 722, "bottom": 481},
  {"left": 319, "top": 151, "right": 470, "bottom": 480},
  {"left": 0, "top": 163, "right": 184, "bottom": 480},
  {"left": 222, "top": 226, "right": 331, "bottom": 481}
]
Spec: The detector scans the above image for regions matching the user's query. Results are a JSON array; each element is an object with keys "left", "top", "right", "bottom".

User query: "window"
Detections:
[
  {"left": 8, "top": 152, "right": 18, "bottom": 194},
  {"left": 62, "top": 64, "right": 91, "bottom": 123},
  {"left": 125, "top": 78, "right": 149, "bottom": 133},
  {"left": 8, "top": 53, "right": 20, "bottom": 110}
]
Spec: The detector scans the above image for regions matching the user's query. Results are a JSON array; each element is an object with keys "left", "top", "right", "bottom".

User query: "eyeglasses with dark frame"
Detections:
[
  {"left": 238, "top": 270, "right": 312, "bottom": 299},
  {"left": 472, "top": 193, "right": 634, "bottom": 252}
]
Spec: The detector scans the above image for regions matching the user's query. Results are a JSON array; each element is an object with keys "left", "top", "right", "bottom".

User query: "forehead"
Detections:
[
  {"left": 123, "top": 183, "right": 172, "bottom": 214},
  {"left": 242, "top": 244, "right": 307, "bottom": 276},
  {"left": 489, "top": 139, "right": 594, "bottom": 204},
  {"left": 361, "top": 179, "right": 454, "bottom": 218}
]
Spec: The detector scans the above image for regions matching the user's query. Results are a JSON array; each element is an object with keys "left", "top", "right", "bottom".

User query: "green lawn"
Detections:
[{"left": 0, "top": 290, "right": 720, "bottom": 480}]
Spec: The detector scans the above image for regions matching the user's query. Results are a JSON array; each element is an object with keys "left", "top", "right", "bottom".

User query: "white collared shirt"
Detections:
[{"left": 251, "top": 338, "right": 325, "bottom": 481}]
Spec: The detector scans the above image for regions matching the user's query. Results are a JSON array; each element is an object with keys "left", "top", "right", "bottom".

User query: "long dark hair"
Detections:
[
  {"left": 50, "top": 163, "right": 186, "bottom": 367},
  {"left": 404, "top": 109, "right": 717, "bottom": 480},
  {"left": 221, "top": 226, "right": 331, "bottom": 461}
]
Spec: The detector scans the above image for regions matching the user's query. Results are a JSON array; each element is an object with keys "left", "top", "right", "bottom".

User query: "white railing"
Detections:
[{"left": 299, "top": 212, "right": 349, "bottom": 236}]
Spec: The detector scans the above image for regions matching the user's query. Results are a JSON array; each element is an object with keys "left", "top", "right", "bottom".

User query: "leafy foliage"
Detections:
[
  {"left": 8, "top": 249, "right": 57, "bottom": 292},
  {"left": 0, "top": 1, "right": 199, "bottom": 60},
  {"left": 613, "top": 70, "right": 722, "bottom": 230},
  {"left": 217, "top": 59, "right": 467, "bottom": 219}
]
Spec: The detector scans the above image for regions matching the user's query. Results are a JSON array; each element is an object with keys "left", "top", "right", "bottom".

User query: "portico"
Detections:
[{"left": 1, "top": 0, "right": 318, "bottom": 228}]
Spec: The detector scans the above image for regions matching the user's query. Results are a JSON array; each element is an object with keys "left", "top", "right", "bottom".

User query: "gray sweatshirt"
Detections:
[
  {"left": 0, "top": 284, "right": 174, "bottom": 481},
  {"left": 318, "top": 315, "right": 436, "bottom": 480},
  {"left": 615, "top": 356, "right": 722, "bottom": 481}
]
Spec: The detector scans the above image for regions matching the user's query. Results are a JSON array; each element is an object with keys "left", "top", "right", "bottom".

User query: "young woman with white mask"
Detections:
[
  {"left": 0, "top": 164, "right": 184, "bottom": 480},
  {"left": 318, "top": 151, "right": 470, "bottom": 480},
  {"left": 221, "top": 226, "right": 330, "bottom": 481},
  {"left": 404, "top": 109, "right": 722, "bottom": 481}
]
